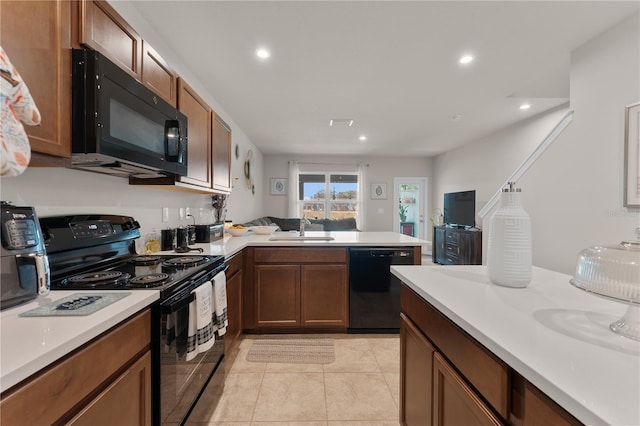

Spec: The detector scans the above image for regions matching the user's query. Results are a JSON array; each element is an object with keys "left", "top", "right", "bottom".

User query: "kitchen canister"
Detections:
[{"left": 487, "top": 182, "right": 532, "bottom": 288}]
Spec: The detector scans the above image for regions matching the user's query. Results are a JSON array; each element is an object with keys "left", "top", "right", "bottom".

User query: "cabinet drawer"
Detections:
[
  {"left": 445, "top": 231, "right": 460, "bottom": 244},
  {"left": 226, "top": 250, "right": 244, "bottom": 278},
  {"left": 401, "top": 285, "right": 509, "bottom": 419},
  {"left": 254, "top": 247, "right": 347, "bottom": 264},
  {"left": 1, "top": 309, "right": 150, "bottom": 425}
]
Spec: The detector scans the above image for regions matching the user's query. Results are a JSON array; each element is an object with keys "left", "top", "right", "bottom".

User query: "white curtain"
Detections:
[
  {"left": 357, "top": 162, "right": 367, "bottom": 231},
  {"left": 287, "top": 161, "right": 300, "bottom": 217}
]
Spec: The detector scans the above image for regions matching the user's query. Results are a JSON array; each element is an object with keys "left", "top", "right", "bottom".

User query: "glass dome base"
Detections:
[{"left": 610, "top": 304, "right": 640, "bottom": 342}]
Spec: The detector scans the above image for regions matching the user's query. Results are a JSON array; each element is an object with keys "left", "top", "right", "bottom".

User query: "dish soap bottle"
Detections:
[{"left": 487, "top": 182, "right": 532, "bottom": 288}]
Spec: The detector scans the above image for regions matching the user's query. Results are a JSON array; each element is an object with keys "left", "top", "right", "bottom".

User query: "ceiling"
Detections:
[{"left": 127, "top": 1, "right": 638, "bottom": 157}]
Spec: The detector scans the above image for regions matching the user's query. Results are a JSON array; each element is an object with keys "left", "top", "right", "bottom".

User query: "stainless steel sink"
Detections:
[{"left": 268, "top": 236, "right": 335, "bottom": 241}]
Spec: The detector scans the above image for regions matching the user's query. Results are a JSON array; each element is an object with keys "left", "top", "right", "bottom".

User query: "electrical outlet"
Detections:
[
  {"left": 162, "top": 207, "right": 169, "bottom": 223},
  {"left": 378, "top": 208, "right": 384, "bottom": 214},
  {"left": 179, "top": 208, "right": 185, "bottom": 220},
  {"left": 185, "top": 207, "right": 191, "bottom": 218}
]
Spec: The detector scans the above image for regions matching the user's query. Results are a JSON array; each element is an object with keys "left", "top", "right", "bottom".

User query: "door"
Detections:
[{"left": 393, "top": 177, "right": 428, "bottom": 241}]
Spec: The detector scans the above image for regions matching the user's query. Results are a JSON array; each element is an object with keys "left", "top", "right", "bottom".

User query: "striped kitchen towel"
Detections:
[
  {"left": 186, "top": 281, "right": 215, "bottom": 361},
  {"left": 212, "top": 272, "right": 228, "bottom": 335}
]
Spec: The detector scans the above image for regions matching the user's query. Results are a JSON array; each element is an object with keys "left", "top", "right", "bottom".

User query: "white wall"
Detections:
[
  {"left": 432, "top": 13, "right": 640, "bottom": 274},
  {"left": 0, "top": 0, "right": 265, "bottom": 244},
  {"left": 263, "top": 155, "right": 433, "bottom": 233}
]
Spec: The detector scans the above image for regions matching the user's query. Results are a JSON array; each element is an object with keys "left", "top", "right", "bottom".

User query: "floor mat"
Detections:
[{"left": 246, "top": 335, "right": 335, "bottom": 364}]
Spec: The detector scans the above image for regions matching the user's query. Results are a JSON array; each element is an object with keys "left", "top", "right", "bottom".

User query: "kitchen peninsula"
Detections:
[{"left": 392, "top": 265, "right": 640, "bottom": 426}]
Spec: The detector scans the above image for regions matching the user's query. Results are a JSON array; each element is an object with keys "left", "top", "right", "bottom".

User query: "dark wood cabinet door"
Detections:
[
  {"left": 433, "top": 352, "right": 502, "bottom": 426},
  {"left": 400, "top": 313, "right": 434, "bottom": 426},
  {"left": 177, "top": 78, "right": 213, "bottom": 189},
  {"left": 300, "top": 264, "right": 348, "bottom": 327},
  {"left": 433, "top": 228, "right": 446, "bottom": 264},
  {"left": 141, "top": 42, "right": 177, "bottom": 106},
  {"left": 79, "top": 0, "right": 142, "bottom": 79},
  {"left": 212, "top": 113, "right": 232, "bottom": 193},
  {"left": 255, "top": 265, "right": 300, "bottom": 327},
  {"left": 0, "top": 0, "right": 73, "bottom": 163},
  {"left": 67, "top": 351, "right": 151, "bottom": 426},
  {"left": 225, "top": 269, "right": 243, "bottom": 356}
]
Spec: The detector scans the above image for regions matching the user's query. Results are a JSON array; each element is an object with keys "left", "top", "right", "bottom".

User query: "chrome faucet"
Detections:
[{"left": 300, "top": 218, "right": 305, "bottom": 236}]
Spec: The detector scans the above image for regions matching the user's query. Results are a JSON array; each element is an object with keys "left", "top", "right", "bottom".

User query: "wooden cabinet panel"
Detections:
[
  {"left": 301, "top": 264, "right": 348, "bottom": 326},
  {"left": 67, "top": 351, "right": 151, "bottom": 426},
  {"left": 79, "top": 0, "right": 142, "bottom": 78},
  {"left": 212, "top": 113, "right": 232, "bottom": 193},
  {"left": 254, "top": 247, "right": 347, "bottom": 264},
  {"left": 0, "top": 0, "right": 73, "bottom": 162},
  {"left": 0, "top": 309, "right": 150, "bottom": 425},
  {"left": 433, "top": 228, "right": 446, "bottom": 264},
  {"left": 433, "top": 352, "right": 502, "bottom": 426},
  {"left": 400, "top": 313, "right": 434, "bottom": 426},
  {"left": 225, "top": 251, "right": 244, "bottom": 355},
  {"left": 142, "top": 42, "right": 177, "bottom": 106},
  {"left": 255, "top": 265, "right": 300, "bottom": 326},
  {"left": 177, "top": 78, "right": 213, "bottom": 189},
  {"left": 401, "top": 285, "right": 509, "bottom": 419}
]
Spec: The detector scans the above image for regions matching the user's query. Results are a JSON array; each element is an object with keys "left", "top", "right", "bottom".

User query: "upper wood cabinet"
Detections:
[
  {"left": 212, "top": 113, "right": 232, "bottom": 193},
  {"left": 177, "top": 78, "right": 213, "bottom": 189},
  {"left": 142, "top": 41, "right": 177, "bottom": 106},
  {"left": 79, "top": 0, "right": 142, "bottom": 79},
  {"left": 0, "top": 0, "right": 74, "bottom": 165}
]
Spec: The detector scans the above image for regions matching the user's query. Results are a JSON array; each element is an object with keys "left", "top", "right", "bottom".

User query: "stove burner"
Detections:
[
  {"left": 64, "top": 271, "right": 130, "bottom": 288},
  {"left": 129, "top": 273, "right": 171, "bottom": 288},
  {"left": 163, "top": 256, "right": 206, "bottom": 267},
  {"left": 129, "top": 255, "right": 162, "bottom": 266}
]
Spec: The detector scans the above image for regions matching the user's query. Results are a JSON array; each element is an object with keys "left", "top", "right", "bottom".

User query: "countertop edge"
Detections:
[{"left": 0, "top": 290, "right": 159, "bottom": 393}]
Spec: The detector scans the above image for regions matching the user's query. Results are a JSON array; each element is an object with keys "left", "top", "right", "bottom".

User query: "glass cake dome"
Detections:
[{"left": 570, "top": 231, "right": 640, "bottom": 341}]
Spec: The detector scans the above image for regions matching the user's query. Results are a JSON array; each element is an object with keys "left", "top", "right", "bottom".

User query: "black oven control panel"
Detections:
[{"left": 70, "top": 220, "right": 115, "bottom": 239}]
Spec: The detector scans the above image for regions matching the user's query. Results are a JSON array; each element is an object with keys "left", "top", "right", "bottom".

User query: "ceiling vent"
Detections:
[{"left": 329, "top": 119, "right": 354, "bottom": 127}]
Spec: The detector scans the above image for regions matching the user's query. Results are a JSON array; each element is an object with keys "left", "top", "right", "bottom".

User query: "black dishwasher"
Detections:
[{"left": 348, "top": 247, "right": 415, "bottom": 333}]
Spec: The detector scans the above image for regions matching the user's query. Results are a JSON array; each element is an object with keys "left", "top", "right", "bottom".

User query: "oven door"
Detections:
[{"left": 159, "top": 282, "right": 224, "bottom": 425}]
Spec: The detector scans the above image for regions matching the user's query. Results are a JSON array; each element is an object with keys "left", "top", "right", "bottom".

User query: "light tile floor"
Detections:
[{"left": 187, "top": 334, "right": 401, "bottom": 426}]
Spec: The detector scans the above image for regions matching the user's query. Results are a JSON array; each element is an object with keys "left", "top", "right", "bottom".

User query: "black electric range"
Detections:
[
  {"left": 41, "top": 214, "right": 224, "bottom": 299},
  {"left": 40, "top": 214, "right": 226, "bottom": 425}
]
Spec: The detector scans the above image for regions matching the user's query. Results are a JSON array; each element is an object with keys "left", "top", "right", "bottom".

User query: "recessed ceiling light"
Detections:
[
  {"left": 519, "top": 103, "right": 531, "bottom": 110},
  {"left": 329, "top": 119, "right": 354, "bottom": 127},
  {"left": 256, "top": 48, "right": 271, "bottom": 59},
  {"left": 459, "top": 55, "right": 474, "bottom": 65},
  {"left": 359, "top": 135, "right": 367, "bottom": 141}
]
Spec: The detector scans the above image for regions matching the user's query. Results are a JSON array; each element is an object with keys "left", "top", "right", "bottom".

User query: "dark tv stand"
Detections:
[{"left": 433, "top": 226, "right": 482, "bottom": 265}]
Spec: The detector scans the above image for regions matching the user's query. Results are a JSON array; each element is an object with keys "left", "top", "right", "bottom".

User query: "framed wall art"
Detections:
[
  {"left": 371, "top": 183, "right": 387, "bottom": 199},
  {"left": 270, "top": 178, "right": 287, "bottom": 195},
  {"left": 624, "top": 102, "right": 640, "bottom": 207}
]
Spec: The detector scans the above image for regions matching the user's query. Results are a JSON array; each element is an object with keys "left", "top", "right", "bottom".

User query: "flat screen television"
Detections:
[{"left": 443, "top": 190, "right": 476, "bottom": 228}]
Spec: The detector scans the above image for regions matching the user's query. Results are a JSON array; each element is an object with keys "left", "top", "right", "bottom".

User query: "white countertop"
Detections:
[
  {"left": 0, "top": 290, "right": 159, "bottom": 393},
  {"left": 391, "top": 265, "right": 640, "bottom": 426},
  {"left": 161, "top": 231, "right": 427, "bottom": 259}
]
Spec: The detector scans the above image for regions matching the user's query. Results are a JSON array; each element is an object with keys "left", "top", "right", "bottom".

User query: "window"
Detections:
[{"left": 299, "top": 173, "right": 358, "bottom": 221}]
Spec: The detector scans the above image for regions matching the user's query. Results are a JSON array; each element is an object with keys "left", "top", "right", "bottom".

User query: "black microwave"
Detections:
[{"left": 71, "top": 49, "right": 187, "bottom": 178}]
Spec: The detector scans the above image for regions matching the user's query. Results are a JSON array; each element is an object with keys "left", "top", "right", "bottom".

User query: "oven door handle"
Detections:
[
  {"left": 160, "top": 264, "right": 229, "bottom": 314},
  {"left": 160, "top": 290, "right": 194, "bottom": 314}
]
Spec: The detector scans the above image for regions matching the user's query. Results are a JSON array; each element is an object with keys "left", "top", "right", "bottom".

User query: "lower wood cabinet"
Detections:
[
  {"left": 432, "top": 352, "right": 501, "bottom": 426},
  {"left": 245, "top": 247, "right": 348, "bottom": 331},
  {"left": 0, "top": 309, "right": 151, "bottom": 425},
  {"left": 224, "top": 251, "right": 244, "bottom": 355},
  {"left": 400, "top": 284, "right": 581, "bottom": 426}
]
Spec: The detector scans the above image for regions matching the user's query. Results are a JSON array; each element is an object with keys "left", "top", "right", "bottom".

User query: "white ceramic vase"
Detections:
[{"left": 487, "top": 183, "right": 532, "bottom": 288}]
